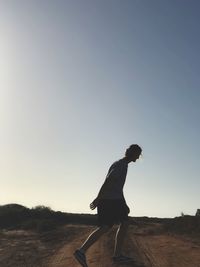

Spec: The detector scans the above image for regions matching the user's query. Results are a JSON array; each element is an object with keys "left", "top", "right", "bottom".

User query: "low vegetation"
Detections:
[
  {"left": 0, "top": 204, "right": 199, "bottom": 234},
  {"left": 0, "top": 204, "right": 96, "bottom": 232}
]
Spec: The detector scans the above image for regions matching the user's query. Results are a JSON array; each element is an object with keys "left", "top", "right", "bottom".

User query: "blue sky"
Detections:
[{"left": 0, "top": 0, "right": 200, "bottom": 218}]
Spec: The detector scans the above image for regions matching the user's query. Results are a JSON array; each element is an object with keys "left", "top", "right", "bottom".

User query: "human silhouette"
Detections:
[{"left": 74, "top": 144, "right": 142, "bottom": 267}]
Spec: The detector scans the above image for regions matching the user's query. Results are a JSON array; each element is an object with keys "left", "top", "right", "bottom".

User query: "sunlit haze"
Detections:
[{"left": 1, "top": 0, "right": 200, "bottom": 218}]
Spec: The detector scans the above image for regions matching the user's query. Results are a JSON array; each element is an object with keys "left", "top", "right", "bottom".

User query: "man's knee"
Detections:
[
  {"left": 99, "top": 225, "right": 112, "bottom": 233},
  {"left": 120, "top": 220, "right": 130, "bottom": 229}
]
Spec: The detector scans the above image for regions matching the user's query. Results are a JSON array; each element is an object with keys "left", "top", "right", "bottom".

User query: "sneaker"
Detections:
[
  {"left": 73, "top": 249, "right": 88, "bottom": 267},
  {"left": 113, "top": 255, "right": 135, "bottom": 264}
]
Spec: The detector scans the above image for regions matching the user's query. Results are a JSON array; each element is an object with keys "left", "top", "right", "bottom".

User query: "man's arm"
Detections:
[{"left": 90, "top": 169, "right": 117, "bottom": 210}]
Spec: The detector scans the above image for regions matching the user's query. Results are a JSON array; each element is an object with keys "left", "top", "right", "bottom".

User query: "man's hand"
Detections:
[
  {"left": 125, "top": 204, "right": 130, "bottom": 215},
  {"left": 90, "top": 198, "right": 99, "bottom": 210}
]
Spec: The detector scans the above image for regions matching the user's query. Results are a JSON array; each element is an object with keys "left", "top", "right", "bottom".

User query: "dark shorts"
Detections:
[{"left": 97, "top": 199, "right": 129, "bottom": 227}]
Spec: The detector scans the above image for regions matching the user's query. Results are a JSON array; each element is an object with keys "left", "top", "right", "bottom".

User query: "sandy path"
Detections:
[
  {"left": 46, "top": 224, "right": 200, "bottom": 267},
  {"left": 47, "top": 225, "right": 145, "bottom": 267}
]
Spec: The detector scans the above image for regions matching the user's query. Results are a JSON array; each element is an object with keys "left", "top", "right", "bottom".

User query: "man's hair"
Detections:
[{"left": 125, "top": 144, "right": 142, "bottom": 158}]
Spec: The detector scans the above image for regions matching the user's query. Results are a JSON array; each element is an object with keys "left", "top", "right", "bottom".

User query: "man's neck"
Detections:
[{"left": 122, "top": 157, "right": 132, "bottom": 164}]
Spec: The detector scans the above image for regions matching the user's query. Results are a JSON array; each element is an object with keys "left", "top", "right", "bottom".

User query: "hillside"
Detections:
[{"left": 0, "top": 204, "right": 200, "bottom": 267}]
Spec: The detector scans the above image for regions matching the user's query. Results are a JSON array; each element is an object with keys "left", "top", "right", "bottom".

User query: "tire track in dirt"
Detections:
[
  {"left": 46, "top": 225, "right": 94, "bottom": 267},
  {"left": 134, "top": 233, "right": 200, "bottom": 267}
]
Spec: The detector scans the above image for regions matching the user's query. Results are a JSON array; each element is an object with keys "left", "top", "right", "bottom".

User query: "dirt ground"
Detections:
[{"left": 1, "top": 223, "right": 200, "bottom": 267}]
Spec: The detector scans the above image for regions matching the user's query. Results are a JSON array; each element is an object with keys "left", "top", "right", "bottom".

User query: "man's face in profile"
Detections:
[{"left": 131, "top": 152, "right": 141, "bottom": 162}]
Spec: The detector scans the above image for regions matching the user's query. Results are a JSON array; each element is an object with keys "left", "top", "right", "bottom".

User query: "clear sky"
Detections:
[{"left": 1, "top": 0, "right": 200, "bottom": 218}]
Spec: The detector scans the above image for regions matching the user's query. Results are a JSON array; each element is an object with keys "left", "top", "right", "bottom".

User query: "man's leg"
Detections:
[
  {"left": 114, "top": 220, "right": 129, "bottom": 257},
  {"left": 74, "top": 225, "right": 110, "bottom": 267},
  {"left": 80, "top": 225, "right": 110, "bottom": 253}
]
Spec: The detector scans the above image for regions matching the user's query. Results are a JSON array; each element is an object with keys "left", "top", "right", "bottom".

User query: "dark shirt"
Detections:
[{"left": 98, "top": 158, "right": 128, "bottom": 199}]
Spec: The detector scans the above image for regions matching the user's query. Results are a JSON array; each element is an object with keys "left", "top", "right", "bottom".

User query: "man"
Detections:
[{"left": 74, "top": 144, "right": 142, "bottom": 267}]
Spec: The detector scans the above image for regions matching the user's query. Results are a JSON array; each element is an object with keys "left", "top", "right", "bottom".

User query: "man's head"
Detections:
[{"left": 125, "top": 144, "right": 142, "bottom": 162}]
